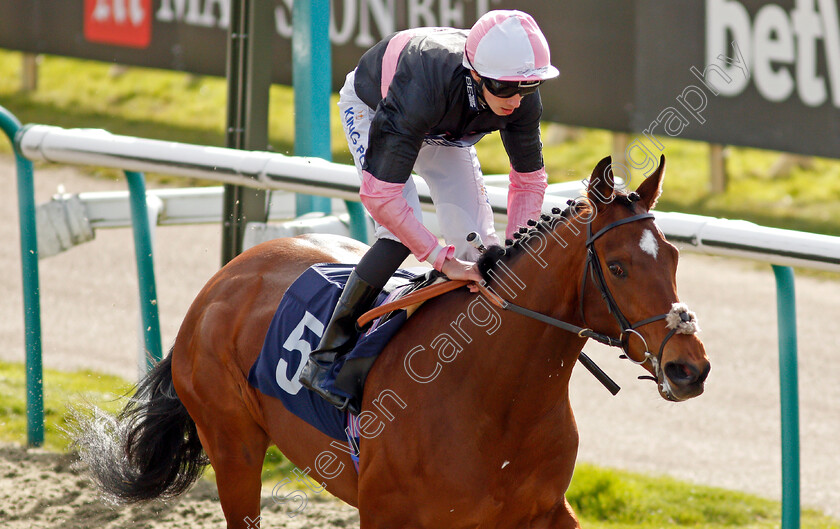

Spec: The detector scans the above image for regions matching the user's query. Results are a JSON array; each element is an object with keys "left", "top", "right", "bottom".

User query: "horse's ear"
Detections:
[
  {"left": 587, "top": 155, "right": 614, "bottom": 205},
  {"left": 636, "top": 154, "right": 665, "bottom": 211}
]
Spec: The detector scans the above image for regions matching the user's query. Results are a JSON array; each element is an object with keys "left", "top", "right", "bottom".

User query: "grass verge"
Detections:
[
  {"left": 568, "top": 463, "right": 837, "bottom": 528},
  {"left": 0, "top": 360, "right": 132, "bottom": 451}
]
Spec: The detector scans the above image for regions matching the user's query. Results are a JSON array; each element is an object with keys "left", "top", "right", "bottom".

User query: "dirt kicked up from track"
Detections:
[{"left": 0, "top": 155, "right": 838, "bottom": 527}]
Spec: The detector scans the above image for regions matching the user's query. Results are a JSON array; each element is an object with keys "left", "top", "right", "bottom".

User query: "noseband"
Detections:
[{"left": 478, "top": 203, "right": 699, "bottom": 393}]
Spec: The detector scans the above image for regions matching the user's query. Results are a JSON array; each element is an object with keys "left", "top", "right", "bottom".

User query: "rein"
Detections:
[
  {"left": 357, "top": 279, "right": 470, "bottom": 328},
  {"left": 476, "top": 283, "right": 622, "bottom": 394},
  {"left": 355, "top": 208, "right": 699, "bottom": 395},
  {"left": 480, "top": 210, "right": 696, "bottom": 395},
  {"left": 476, "top": 285, "right": 622, "bottom": 348}
]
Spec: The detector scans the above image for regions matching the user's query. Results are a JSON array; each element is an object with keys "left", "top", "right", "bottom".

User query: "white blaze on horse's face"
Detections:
[{"left": 639, "top": 229, "right": 659, "bottom": 259}]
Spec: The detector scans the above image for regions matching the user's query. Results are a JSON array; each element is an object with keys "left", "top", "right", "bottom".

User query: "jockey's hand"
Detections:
[{"left": 440, "top": 257, "right": 483, "bottom": 291}]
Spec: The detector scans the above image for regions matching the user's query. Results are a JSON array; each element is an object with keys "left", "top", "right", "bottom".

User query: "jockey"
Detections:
[{"left": 300, "top": 10, "right": 560, "bottom": 411}]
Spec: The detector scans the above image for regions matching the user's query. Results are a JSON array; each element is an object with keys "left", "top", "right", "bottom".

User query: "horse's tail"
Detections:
[{"left": 70, "top": 351, "right": 209, "bottom": 503}]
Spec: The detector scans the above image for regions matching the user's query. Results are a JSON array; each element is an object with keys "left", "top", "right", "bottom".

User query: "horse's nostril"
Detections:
[
  {"left": 698, "top": 362, "right": 711, "bottom": 384},
  {"left": 664, "top": 361, "right": 700, "bottom": 387}
]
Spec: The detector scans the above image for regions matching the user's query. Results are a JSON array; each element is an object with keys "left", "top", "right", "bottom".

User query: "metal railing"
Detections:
[{"left": 8, "top": 116, "right": 840, "bottom": 529}]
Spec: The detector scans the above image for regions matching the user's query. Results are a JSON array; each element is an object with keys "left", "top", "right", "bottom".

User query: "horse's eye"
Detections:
[{"left": 608, "top": 262, "right": 626, "bottom": 278}]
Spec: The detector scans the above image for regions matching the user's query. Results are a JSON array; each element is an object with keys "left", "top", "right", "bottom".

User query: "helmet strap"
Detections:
[
  {"left": 474, "top": 77, "right": 489, "bottom": 107},
  {"left": 464, "top": 52, "right": 489, "bottom": 108},
  {"left": 466, "top": 68, "right": 488, "bottom": 108}
]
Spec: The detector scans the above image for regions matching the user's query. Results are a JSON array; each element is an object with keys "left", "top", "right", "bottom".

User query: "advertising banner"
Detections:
[{"left": 1, "top": 0, "right": 837, "bottom": 158}]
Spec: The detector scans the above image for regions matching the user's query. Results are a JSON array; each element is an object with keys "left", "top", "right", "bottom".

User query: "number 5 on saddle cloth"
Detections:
[{"left": 248, "top": 263, "right": 420, "bottom": 440}]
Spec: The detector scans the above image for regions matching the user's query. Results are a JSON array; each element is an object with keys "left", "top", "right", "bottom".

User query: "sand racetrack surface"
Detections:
[
  {"left": 0, "top": 443, "right": 359, "bottom": 529},
  {"left": 0, "top": 155, "right": 837, "bottom": 526}
]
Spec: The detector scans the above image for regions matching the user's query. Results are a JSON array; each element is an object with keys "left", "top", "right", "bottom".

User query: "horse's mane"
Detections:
[{"left": 477, "top": 190, "right": 638, "bottom": 281}]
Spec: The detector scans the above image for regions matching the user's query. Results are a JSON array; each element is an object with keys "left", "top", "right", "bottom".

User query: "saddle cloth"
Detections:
[{"left": 247, "top": 263, "right": 419, "bottom": 441}]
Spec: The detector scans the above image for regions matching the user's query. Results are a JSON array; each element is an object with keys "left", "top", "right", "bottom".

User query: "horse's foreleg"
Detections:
[{"left": 195, "top": 418, "right": 269, "bottom": 529}]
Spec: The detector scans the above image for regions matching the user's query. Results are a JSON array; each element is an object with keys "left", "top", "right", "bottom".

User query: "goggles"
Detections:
[
  {"left": 481, "top": 77, "right": 542, "bottom": 98},
  {"left": 464, "top": 54, "right": 542, "bottom": 99}
]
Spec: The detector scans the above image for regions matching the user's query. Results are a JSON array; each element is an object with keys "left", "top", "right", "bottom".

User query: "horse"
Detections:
[{"left": 73, "top": 154, "right": 709, "bottom": 528}]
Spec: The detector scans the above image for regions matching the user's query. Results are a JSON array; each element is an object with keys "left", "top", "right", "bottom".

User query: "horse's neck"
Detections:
[
  {"left": 452, "top": 235, "right": 588, "bottom": 418},
  {"left": 494, "top": 230, "right": 587, "bottom": 318}
]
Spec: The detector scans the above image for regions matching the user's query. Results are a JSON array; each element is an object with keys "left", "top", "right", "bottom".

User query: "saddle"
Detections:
[
  {"left": 247, "top": 264, "right": 464, "bottom": 439},
  {"left": 332, "top": 268, "right": 451, "bottom": 406}
]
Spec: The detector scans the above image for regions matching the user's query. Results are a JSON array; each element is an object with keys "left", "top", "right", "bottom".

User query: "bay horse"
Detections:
[{"left": 73, "top": 155, "right": 709, "bottom": 528}]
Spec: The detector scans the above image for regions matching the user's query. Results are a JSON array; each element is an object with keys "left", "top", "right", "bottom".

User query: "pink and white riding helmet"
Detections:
[{"left": 462, "top": 10, "right": 560, "bottom": 82}]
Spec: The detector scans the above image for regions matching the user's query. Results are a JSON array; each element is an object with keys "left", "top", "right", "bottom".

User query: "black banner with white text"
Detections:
[{"left": 1, "top": 0, "right": 838, "bottom": 159}]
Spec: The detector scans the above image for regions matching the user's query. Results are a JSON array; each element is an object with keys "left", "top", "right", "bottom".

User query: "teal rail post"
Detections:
[
  {"left": 346, "top": 201, "right": 369, "bottom": 243},
  {"left": 0, "top": 106, "right": 44, "bottom": 447},
  {"left": 124, "top": 171, "right": 163, "bottom": 369},
  {"left": 293, "top": 0, "right": 332, "bottom": 217},
  {"left": 291, "top": 0, "right": 368, "bottom": 242},
  {"left": 772, "top": 265, "right": 800, "bottom": 529}
]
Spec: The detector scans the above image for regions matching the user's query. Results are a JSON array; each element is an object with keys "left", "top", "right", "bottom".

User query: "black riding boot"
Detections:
[{"left": 299, "top": 270, "right": 381, "bottom": 410}]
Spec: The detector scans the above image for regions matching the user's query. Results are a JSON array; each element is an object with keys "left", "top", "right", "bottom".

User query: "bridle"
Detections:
[
  {"left": 479, "top": 202, "right": 697, "bottom": 393},
  {"left": 580, "top": 211, "right": 688, "bottom": 375}
]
